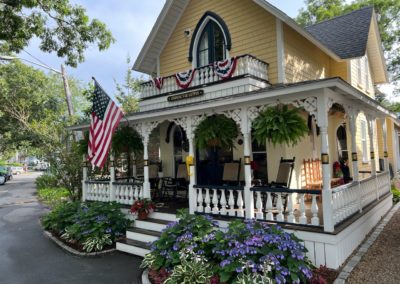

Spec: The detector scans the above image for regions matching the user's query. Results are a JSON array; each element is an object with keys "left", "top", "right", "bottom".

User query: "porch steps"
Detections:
[{"left": 117, "top": 213, "right": 176, "bottom": 257}]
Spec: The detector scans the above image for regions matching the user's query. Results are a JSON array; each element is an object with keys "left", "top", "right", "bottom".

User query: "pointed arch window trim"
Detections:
[{"left": 188, "top": 11, "right": 232, "bottom": 64}]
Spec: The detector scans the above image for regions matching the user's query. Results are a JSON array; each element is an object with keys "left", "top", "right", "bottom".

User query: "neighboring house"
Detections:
[{"left": 73, "top": 1, "right": 397, "bottom": 269}]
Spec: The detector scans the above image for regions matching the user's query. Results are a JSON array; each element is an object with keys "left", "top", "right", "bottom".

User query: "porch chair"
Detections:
[
  {"left": 302, "top": 159, "right": 342, "bottom": 189},
  {"left": 221, "top": 160, "right": 241, "bottom": 186},
  {"left": 149, "top": 163, "right": 161, "bottom": 200},
  {"left": 269, "top": 157, "right": 296, "bottom": 212},
  {"left": 161, "top": 163, "right": 189, "bottom": 199}
]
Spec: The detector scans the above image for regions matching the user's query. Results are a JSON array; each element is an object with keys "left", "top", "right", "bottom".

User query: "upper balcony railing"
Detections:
[{"left": 139, "top": 54, "right": 269, "bottom": 99}]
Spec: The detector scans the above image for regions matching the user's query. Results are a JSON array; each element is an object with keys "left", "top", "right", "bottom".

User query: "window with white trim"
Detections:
[
  {"left": 361, "top": 120, "right": 368, "bottom": 162},
  {"left": 364, "top": 56, "right": 370, "bottom": 90}
]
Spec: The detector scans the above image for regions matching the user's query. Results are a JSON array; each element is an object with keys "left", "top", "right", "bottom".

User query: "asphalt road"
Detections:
[{"left": 0, "top": 172, "right": 142, "bottom": 284}]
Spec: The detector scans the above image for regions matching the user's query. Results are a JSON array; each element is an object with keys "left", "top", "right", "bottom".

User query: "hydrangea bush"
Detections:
[
  {"left": 42, "top": 201, "right": 130, "bottom": 252},
  {"left": 142, "top": 210, "right": 314, "bottom": 284}
]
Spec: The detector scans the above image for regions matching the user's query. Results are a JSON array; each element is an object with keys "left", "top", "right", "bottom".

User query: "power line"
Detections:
[{"left": 22, "top": 49, "right": 54, "bottom": 71}]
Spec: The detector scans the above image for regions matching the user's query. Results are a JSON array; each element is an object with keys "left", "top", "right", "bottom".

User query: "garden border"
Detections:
[{"left": 43, "top": 230, "right": 116, "bottom": 257}]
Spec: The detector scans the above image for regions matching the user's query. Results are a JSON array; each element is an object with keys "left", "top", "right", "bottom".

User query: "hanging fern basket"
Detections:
[
  {"left": 194, "top": 115, "right": 239, "bottom": 150},
  {"left": 252, "top": 104, "right": 308, "bottom": 147}
]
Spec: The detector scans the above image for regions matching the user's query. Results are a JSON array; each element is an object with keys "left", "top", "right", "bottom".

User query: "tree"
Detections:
[
  {"left": 0, "top": 60, "right": 88, "bottom": 157},
  {"left": 297, "top": 0, "right": 400, "bottom": 92},
  {"left": 114, "top": 56, "right": 143, "bottom": 113},
  {"left": 0, "top": 0, "right": 114, "bottom": 67}
]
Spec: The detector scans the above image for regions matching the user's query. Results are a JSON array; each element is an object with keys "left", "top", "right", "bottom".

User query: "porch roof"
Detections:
[{"left": 67, "top": 77, "right": 394, "bottom": 131}]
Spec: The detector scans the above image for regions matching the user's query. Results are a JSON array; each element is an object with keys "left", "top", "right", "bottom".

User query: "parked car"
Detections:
[
  {"left": 11, "top": 166, "right": 24, "bottom": 175},
  {"left": 0, "top": 166, "right": 8, "bottom": 185}
]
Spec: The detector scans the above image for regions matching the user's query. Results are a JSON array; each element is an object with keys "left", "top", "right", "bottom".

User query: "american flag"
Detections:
[{"left": 88, "top": 79, "right": 123, "bottom": 168}]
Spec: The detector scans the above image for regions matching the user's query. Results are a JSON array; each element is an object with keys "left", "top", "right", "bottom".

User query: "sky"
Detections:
[{"left": 22, "top": 0, "right": 305, "bottom": 98}]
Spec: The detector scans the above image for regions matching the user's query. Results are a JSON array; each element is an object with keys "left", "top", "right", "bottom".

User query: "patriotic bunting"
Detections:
[
  {"left": 175, "top": 69, "right": 196, "bottom": 89},
  {"left": 153, "top": 77, "right": 164, "bottom": 90},
  {"left": 214, "top": 57, "right": 237, "bottom": 79}
]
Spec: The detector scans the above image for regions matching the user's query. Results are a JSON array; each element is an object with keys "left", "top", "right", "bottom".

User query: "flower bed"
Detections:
[
  {"left": 142, "top": 210, "right": 315, "bottom": 284},
  {"left": 42, "top": 201, "right": 130, "bottom": 253}
]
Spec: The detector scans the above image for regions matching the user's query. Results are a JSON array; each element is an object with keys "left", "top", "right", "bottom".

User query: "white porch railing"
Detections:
[
  {"left": 139, "top": 54, "right": 269, "bottom": 99},
  {"left": 86, "top": 181, "right": 111, "bottom": 202},
  {"left": 194, "top": 185, "right": 246, "bottom": 218},
  {"left": 332, "top": 182, "right": 360, "bottom": 226},
  {"left": 332, "top": 171, "right": 391, "bottom": 227},
  {"left": 114, "top": 182, "right": 144, "bottom": 205},
  {"left": 251, "top": 187, "right": 321, "bottom": 226},
  {"left": 84, "top": 180, "right": 143, "bottom": 205}
]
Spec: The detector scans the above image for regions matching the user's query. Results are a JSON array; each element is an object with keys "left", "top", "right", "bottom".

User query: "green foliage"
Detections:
[
  {"left": 37, "top": 187, "right": 69, "bottom": 207},
  {"left": 0, "top": 0, "right": 114, "bottom": 67},
  {"left": 391, "top": 186, "right": 400, "bottom": 203},
  {"left": 36, "top": 174, "right": 59, "bottom": 190},
  {"left": 43, "top": 201, "right": 130, "bottom": 251},
  {"left": 195, "top": 115, "right": 239, "bottom": 150},
  {"left": 112, "top": 126, "right": 143, "bottom": 157},
  {"left": 0, "top": 60, "right": 88, "bottom": 157},
  {"left": 142, "top": 213, "right": 313, "bottom": 284},
  {"left": 82, "top": 234, "right": 113, "bottom": 253},
  {"left": 297, "top": 0, "right": 400, "bottom": 93},
  {"left": 252, "top": 105, "right": 308, "bottom": 147},
  {"left": 164, "top": 251, "right": 214, "bottom": 284}
]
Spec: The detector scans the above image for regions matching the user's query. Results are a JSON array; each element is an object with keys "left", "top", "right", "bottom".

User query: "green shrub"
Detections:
[
  {"left": 143, "top": 211, "right": 313, "bottom": 284},
  {"left": 36, "top": 174, "right": 59, "bottom": 190},
  {"left": 391, "top": 186, "right": 400, "bottom": 203},
  {"left": 42, "top": 201, "right": 130, "bottom": 252},
  {"left": 82, "top": 234, "right": 113, "bottom": 253},
  {"left": 37, "top": 187, "right": 69, "bottom": 207}
]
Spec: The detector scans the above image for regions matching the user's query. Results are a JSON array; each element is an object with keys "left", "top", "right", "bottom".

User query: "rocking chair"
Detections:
[
  {"left": 161, "top": 164, "right": 189, "bottom": 199},
  {"left": 269, "top": 157, "right": 295, "bottom": 212}
]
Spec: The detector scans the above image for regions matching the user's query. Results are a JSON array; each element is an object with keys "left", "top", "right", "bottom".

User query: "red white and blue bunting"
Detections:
[
  {"left": 152, "top": 77, "right": 164, "bottom": 90},
  {"left": 213, "top": 57, "right": 237, "bottom": 79},
  {"left": 175, "top": 69, "right": 196, "bottom": 89}
]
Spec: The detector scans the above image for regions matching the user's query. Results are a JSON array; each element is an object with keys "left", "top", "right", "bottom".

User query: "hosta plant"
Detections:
[
  {"left": 252, "top": 104, "right": 308, "bottom": 147},
  {"left": 82, "top": 234, "right": 113, "bottom": 252}
]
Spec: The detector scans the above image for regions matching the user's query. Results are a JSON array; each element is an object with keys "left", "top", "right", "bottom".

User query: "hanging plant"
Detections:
[
  {"left": 252, "top": 104, "right": 308, "bottom": 147},
  {"left": 195, "top": 115, "right": 238, "bottom": 149},
  {"left": 112, "top": 126, "right": 143, "bottom": 156}
]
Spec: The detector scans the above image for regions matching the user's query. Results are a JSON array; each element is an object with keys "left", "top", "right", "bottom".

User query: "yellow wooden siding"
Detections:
[
  {"left": 330, "top": 60, "right": 348, "bottom": 82},
  {"left": 283, "top": 24, "right": 331, "bottom": 83},
  {"left": 377, "top": 118, "right": 395, "bottom": 168},
  {"left": 159, "top": 0, "right": 278, "bottom": 83}
]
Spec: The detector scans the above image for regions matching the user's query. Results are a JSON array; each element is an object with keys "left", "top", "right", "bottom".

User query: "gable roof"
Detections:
[
  {"left": 133, "top": 0, "right": 343, "bottom": 75},
  {"left": 305, "top": 7, "right": 373, "bottom": 59}
]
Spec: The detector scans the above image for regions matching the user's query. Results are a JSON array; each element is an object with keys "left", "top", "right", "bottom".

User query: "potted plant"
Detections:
[
  {"left": 130, "top": 198, "right": 155, "bottom": 220},
  {"left": 194, "top": 115, "right": 238, "bottom": 149},
  {"left": 252, "top": 104, "right": 308, "bottom": 147}
]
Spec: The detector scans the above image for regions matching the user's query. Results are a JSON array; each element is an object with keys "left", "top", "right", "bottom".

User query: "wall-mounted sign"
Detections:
[{"left": 167, "top": 90, "right": 204, "bottom": 102}]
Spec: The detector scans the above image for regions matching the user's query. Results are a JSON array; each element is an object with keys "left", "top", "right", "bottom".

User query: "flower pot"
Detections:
[{"left": 138, "top": 211, "right": 149, "bottom": 220}]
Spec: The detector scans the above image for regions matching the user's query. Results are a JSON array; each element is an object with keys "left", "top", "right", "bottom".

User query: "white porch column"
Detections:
[
  {"left": 241, "top": 108, "right": 254, "bottom": 219},
  {"left": 82, "top": 155, "right": 88, "bottom": 202},
  {"left": 143, "top": 135, "right": 151, "bottom": 199},
  {"left": 348, "top": 108, "right": 361, "bottom": 212},
  {"left": 188, "top": 131, "right": 197, "bottom": 214},
  {"left": 317, "top": 95, "right": 334, "bottom": 232},
  {"left": 131, "top": 154, "right": 137, "bottom": 178},
  {"left": 109, "top": 154, "right": 116, "bottom": 201},
  {"left": 367, "top": 116, "right": 377, "bottom": 176},
  {"left": 379, "top": 118, "right": 389, "bottom": 172},
  {"left": 348, "top": 110, "right": 360, "bottom": 181}
]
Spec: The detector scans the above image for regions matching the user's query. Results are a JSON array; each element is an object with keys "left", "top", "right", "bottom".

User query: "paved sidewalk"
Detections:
[
  {"left": 335, "top": 202, "right": 400, "bottom": 284},
  {"left": 0, "top": 174, "right": 142, "bottom": 284}
]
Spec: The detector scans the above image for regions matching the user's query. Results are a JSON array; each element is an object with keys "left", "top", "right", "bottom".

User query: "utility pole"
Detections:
[{"left": 61, "top": 64, "right": 74, "bottom": 117}]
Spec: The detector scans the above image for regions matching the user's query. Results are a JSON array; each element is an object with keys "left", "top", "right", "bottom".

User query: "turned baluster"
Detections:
[
  {"left": 255, "top": 192, "right": 264, "bottom": 219},
  {"left": 276, "top": 193, "right": 284, "bottom": 222},
  {"left": 212, "top": 189, "right": 219, "bottom": 214},
  {"left": 124, "top": 186, "right": 130, "bottom": 205},
  {"left": 236, "top": 190, "right": 244, "bottom": 217},
  {"left": 205, "top": 188, "right": 211, "bottom": 213},
  {"left": 287, "top": 193, "right": 295, "bottom": 223},
  {"left": 311, "top": 194, "right": 319, "bottom": 226},
  {"left": 134, "top": 185, "right": 139, "bottom": 201},
  {"left": 220, "top": 189, "right": 227, "bottom": 215},
  {"left": 299, "top": 194, "right": 307, "bottom": 224},
  {"left": 266, "top": 192, "right": 274, "bottom": 221},
  {"left": 129, "top": 186, "right": 134, "bottom": 205},
  {"left": 228, "top": 190, "right": 235, "bottom": 216},
  {"left": 197, "top": 188, "right": 204, "bottom": 212}
]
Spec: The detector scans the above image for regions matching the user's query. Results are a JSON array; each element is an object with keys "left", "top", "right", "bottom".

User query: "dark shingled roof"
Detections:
[{"left": 305, "top": 6, "right": 373, "bottom": 59}]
